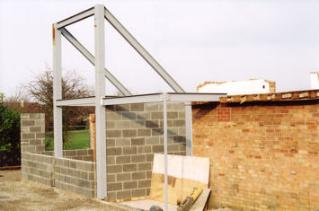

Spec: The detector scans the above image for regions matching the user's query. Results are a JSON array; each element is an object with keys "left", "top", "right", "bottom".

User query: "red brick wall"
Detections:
[{"left": 192, "top": 101, "right": 319, "bottom": 210}]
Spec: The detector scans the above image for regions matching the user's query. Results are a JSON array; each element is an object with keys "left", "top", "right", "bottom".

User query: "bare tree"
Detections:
[{"left": 27, "top": 68, "right": 93, "bottom": 142}]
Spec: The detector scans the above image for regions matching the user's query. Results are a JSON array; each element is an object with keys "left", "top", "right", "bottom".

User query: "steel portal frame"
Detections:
[{"left": 53, "top": 4, "right": 225, "bottom": 209}]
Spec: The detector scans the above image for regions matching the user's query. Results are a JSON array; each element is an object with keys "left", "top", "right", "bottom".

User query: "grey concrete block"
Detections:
[
  {"left": 115, "top": 104, "right": 130, "bottom": 111},
  {"left": 123, "top": 164, "right": 137, "bottom": 172},
  {"left": 130, "top": 103, "right": 144, "bottom": 111},
  {"left": 132, "top": 172, "right": 146, "bottom": 180},
  {"left": 30, "top": 126, "right": 42, "bottom": 132},
  {"left": 131, "top": 155, "right": 146, "bottom": 163},
  {"left": 117, "top": 190, "right": 131, "bottom": 200},
  {"left": 138, "top": 180, "right": 151, "bottom": 188},
  {"left": 107, "top": 130, "right": 122, "bottom": 138},
  {"left": 107, "top": 147, "right": 122, "bottom": 156},
  {"left": 123, "top": 147, "right": 137, "bottom": 155},
  {"left": 115, "top": 120, "right": 131, "bottom": 128},
  {"left": 138, "top": 162, "right": 152, "bottom": 171},
  {"left": 108, "top": 174, "right": 116, "bottom": 183},
  {"left": 151, "top": 128, "right": 163, "bottom": 136},
  {"left": 21, "top": 120, "right": 35, "bottom": 126},
  {"left": 116, "top": 173, "right": 131, "bottom": 182},
  {"left": 107, "top": 139, "right": 116, "bottom": 147},
  {"left": 151, "top": 112, "right": 163, "bottom": 120},
  {"left": 121, "top": 111, "right": 137, "bottom": 120},
  {"left": 137, "top": 129, "right": 151, "bottom": 136},
  {"left": 168, "top": 112, "right": 178, "bottom": 119},
  {"left": 123, "top": 129, "right": 137, "bottom": 137},
  {"left": 108, "top": 165, "right": 123, "bottom": 173},
  {"left": 132, "top": 189, "right": 146, "bottom": 198},
  {"left": 145, "top": 137, "right": 159, "bottom": 145},
  {"left": 107, "top": 156, "right": 115, "bottom": 165},
  {"left": 107, "top": 182, "right": 122, "bottom": 191},
  {"left": 106, "top": 191, "right": 117, "bottom": 201},
  {"left": 137, "top": 146, "right": 152, "bottom": 154},
  {"left": 123, "top": 181, "right": 137, "bottom": 189},
  {"left": 116, "top": 138, "right": 131, "bottom": 147},
  {"left": 152, "top": 145, "right": 164, "bottom": 153},
  {"left": 22, "top": 133, "right": 35, "bottom": 139},
  {"left": 145, "top": 120, "right": 159, "bottom": 128},
  {"left": 131, "top": 138, "right": 145, "bottom": 146},
  {"left": 116, "top": 155, "right": 131, "bottom": 164}
]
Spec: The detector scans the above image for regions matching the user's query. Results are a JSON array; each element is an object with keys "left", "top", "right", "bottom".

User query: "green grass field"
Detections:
[{"left": 45, "top": 129, "right": 90, "bottom": 150}]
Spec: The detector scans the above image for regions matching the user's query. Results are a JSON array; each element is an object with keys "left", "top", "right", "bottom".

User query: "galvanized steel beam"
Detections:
[
  {"left": 102, "top": 92, "right": 224, "bottom": 105},
  {"left": 52, "top": 23, "right": 63, "bottom": 158},
  {"left": 104, "top": 8, "right": 185, "bottom": 93},
  {"left": 162, "top": 93, "right": 169, "bottom": 211},
  {"left": 60, "top": 28, "right": 131, "bottom": 96},
  {"left": 184, "top": 102, "right": 192, "bottom": 156},
  {"left": 94, "top": 4, "right": 107, "bottom": 200},
  {"left": 102, "top": 93, "right": 162, "bottom": 105},
  {"left": 56, "top": 7, "right": 94, "bottom": 29},
  {"left": 56, "top": 97, "right": 95, "bottom": 106}
]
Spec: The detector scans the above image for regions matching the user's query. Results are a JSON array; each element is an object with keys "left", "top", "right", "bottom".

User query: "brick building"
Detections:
[{"left": 192, "top": 89, "right": 319, "bottom": 210}]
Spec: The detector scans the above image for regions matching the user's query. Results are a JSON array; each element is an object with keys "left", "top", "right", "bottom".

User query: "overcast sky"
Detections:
[{"left": 1, "top": 0, "right": 319, "bottom": 96}]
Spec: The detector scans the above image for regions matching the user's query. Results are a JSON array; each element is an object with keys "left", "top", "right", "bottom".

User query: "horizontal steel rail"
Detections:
[
  {"left": 60, "top": 28, "right": 132, "bottom": 96},
  {"left": 102, "top": 93, "right": 163, "bottom": 105},
  {"left": 56, "top": 7, "right": 94, "bottom": 29},
  {"left": 102, "top": 92, "right": 225, "bottom": 105},
  {"left": 104, "top": 7, "right": 185, "bottom": 93},
  {"left": 56, "top": 97, "right": 95, "bottom": 106}
]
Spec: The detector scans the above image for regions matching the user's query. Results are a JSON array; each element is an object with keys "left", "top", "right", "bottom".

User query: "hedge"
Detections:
[{"left": 0, "top": 103, "right": 20, "bottom": 167}]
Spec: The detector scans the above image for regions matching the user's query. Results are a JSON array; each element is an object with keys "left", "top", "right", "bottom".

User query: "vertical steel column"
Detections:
[
  {"left": 185, "top": 102, "right": 192, "bottom": 155},
  {"left": 53, "top": 23, "right": 63, "bottom": 158},
  {"left": 94, "top": 4, "right": 107, "bottom": 199},
  {"left": 162, "top": 93, "right": 168, "bottom": 211}
]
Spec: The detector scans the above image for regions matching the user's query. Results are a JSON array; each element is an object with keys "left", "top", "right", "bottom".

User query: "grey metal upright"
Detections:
[
  {"left": 94, "top": 4, "right": 107, "bottom": 199},
  {"left": 53, "top": 23, "right": 63, "bottom": 158},
  {"left": 162, "top": 93, "right": 169, "bottom": 210}
]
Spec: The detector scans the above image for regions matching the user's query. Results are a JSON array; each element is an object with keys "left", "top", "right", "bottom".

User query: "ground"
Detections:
[
  {"left": 45, "top": 129, "right": 89, "bottom": 150},
  {"left": 0, "top": 170, "right": 232, "bottom": 211},
  {"left": 0, "top": 170, "right": 131, "bottom": 211}
]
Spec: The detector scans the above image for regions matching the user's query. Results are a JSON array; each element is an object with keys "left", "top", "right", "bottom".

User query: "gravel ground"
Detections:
[{"left": 0, "top": 170, "right": 132, "bottom": 211}]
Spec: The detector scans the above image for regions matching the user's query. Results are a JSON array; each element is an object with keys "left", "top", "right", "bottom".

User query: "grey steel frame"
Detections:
[{"left": 53, "top": 4, "right": 225, "bottom": 209}]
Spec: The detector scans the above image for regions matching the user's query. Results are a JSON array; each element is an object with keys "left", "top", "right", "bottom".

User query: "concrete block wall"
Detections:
[
  {"left": 54, "top": 157, "right": 96, "bottom": 197},
  {"left": 105, "top": 102, "right": 186, "bottom": 201},
  {"left": 43, "top": 149, "right": 93, "bottom": 161},
  {"left": 21, "top": 113, "right": 45, "bottom": 154},
  {"left": 21, "top": 152, "right": 54, "bottom": 186},
  {"left": 21, "top": 113, "right": 96, "bottom": 198},
  {"left": 192, "top": 102, "right": 319, "bottom": 210}
]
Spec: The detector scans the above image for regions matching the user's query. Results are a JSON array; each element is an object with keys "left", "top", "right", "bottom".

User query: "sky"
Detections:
[{"left": 1, "top": 0, "right": 319, "bottom": 96}]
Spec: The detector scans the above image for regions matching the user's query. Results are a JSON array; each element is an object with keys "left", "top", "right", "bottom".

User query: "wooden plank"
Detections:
[
  {"left": 189, "top": 189, "right": 211, "bottom": 211},
  {"left": 149, "top": 154, "right": 209, "bottom": 205},
  {"left": 89, "top": 114, "right": 96, "bottom": 161}
]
